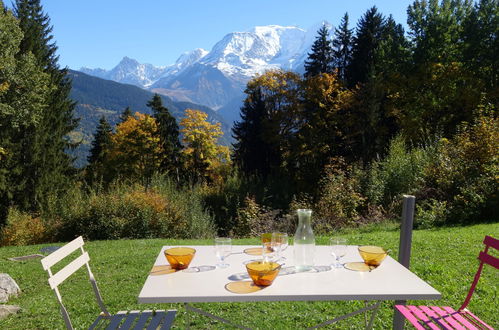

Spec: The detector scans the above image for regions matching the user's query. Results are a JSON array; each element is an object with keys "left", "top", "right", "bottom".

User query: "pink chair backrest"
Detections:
[
  {"left": 459, "top": 235, "right": 498, "bottom": 311},
  {"left": 479, "top": 236, "right": 499, "bottom": 269}
]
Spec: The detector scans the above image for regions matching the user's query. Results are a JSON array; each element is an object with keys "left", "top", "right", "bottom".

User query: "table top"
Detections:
[{"left": 138, "top": 245, "right": 441, "bottom": 304}]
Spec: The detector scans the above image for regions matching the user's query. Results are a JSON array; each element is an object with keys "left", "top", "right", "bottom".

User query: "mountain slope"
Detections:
[{"left": 68, "top": 70, "right": 230, "bottom": 167}]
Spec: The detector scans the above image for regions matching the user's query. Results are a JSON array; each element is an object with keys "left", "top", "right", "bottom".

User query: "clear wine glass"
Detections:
[
  {"left": 271, "top": 232, "right": 289, "bottom": 261},
  {"left": 330, "top": 237, "right": 347, "bottom": 269},
  {"left": 214, "top": 237, "right": 232, "bottom": 268}
]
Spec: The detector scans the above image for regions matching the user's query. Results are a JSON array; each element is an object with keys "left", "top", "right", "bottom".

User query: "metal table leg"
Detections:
[
  {"left": 184, "top": 303, "right": 251, "bottom": 330},
  {"left": 308, "top": 301, "right": 381, "bottom": 329}
]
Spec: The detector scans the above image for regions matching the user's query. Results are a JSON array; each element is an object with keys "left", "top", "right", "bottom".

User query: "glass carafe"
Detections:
[{"left": 293, "top": 209, "right": 315, "bottom": 271}]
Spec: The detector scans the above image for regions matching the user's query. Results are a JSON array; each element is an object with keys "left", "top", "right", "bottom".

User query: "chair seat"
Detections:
[
  {"left": 89, "top": 309, "right": 177, "bottom": 330},
  {"left": 395, "top": 305, "right": 493, "bottom": 330}
]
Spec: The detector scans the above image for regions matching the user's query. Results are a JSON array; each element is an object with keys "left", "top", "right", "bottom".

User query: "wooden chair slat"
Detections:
[
  {"left": 441, "top": 307, "right": 479, "bottom": 330},
  {"left": 395, "top": 306, "right": 426, "bottom": 330},
  {"left": 146, "top": 311, "right": 166, "bottom": 330},
  {"left": 461, "top": 310, "right": 495, "bottom": 330},
  {"left": 48, "top": 252, "right": 89, "bottom": 289},
  {"left": 105, "top": 311, "right": 128, "bottom": 330},
  {"left": 483, "top": 236, "right": 498, "bottom": 250},
  {"left": 160, "top": 310, "right": 177, "bottom": 330},
  {"left": 431, "top": 306, "right": 466, "bottom": 330},
  {"left": 478, "top": 251, "right": 499, "bottom": 270},
  {"left": 132, "top": 310, "right": 153, "bottom": 330},
  {"left": 89, "top": 314, "right": 107, "bottom": 330},
  {"left": 120, "top": 311, "right": 141, "bottom": 330},
  {"left": 41, "top": 236, "right": 84, "bottom": 270},
  {"left": 419, "top": 306, "right": 452, "bottom": 329},
  {"left": 408, "top": 305, "right": 441, "bottom": 330}
]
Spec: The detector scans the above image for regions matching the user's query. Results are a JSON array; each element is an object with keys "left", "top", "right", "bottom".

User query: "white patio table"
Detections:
[{"left": 138, "top": 245, "right": 440, "bottom": 329}]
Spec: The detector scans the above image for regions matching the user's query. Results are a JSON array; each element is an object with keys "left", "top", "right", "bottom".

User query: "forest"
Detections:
[{"left": 0, "top": 0, "right": 497, "bottom": 245}]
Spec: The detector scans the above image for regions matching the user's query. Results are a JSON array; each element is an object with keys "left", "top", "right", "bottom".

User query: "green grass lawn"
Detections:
[{"left": 1, "top": 223, "right": 498, "bottom": 329}]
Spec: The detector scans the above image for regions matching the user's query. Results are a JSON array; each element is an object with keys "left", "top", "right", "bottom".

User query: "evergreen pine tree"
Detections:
[
  {"left": 87, "top": 116, "right": 112, "bottom": 165},
  {"left": 0, "top": 1, "right": 51, "bottom": 224},
  {"left": 13, "top": 0, "right": 78, "bottom": 212},
  {"left": 347, "top": 6, "right": 386, "bottom": 86},
  {"left": 146, "top": 94, "right": 182, "bottom": 177},
  {"left": 86, "top": 116, "right": 112, "bottom": 185},
  {"left": 304, "top": 25, "right": 334, "bottom": 78},
  {"left": 119, "top": 106, "right": 133, "bottom": 123},
  {"left": 332, "top": 13, "right": 353, "bottom": 82},
  {"left": 232, "top": 87, "right": 270, "bottom": 177}
]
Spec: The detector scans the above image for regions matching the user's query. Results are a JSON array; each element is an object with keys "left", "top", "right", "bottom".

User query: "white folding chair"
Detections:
[{"left": 41, "top": 236, "right": 176, "bottom": 329}]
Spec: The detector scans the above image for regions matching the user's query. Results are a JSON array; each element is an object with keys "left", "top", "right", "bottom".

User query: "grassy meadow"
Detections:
[{"left": 0, "top": 223, "right": 497, "bottom": 329}]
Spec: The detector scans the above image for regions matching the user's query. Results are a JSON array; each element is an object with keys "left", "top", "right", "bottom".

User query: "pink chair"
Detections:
[{"left": 395, "top": 235, "right": 497, "bottom": 329}]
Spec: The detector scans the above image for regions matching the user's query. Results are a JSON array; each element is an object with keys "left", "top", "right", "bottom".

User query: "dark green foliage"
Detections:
[
  {"left": 146, "top": 94, "right": 182, "bottom": 177},
  {"left": 232, "top": 87, "right": 272, "bottom": 177},
  {"left": 347, "top": 6, "right": 386, "bottom": 86},
  {"left": 119, "top": 106, "right": 133, "bottom": 123},
  {"left": 6, "top": 0, "right": 78, "bottom": 216},
  {"left": 87, "top": 116, "right": 112, "bottom": 165},
  {"left": 304, "top": 25, "right": 334, "bottom": 78},
  {"left": 462, "top": 0, "right": 499, "bottom": 95},
  {"left": 332, "top": 13, "right": 353, "bottom": 82},
  {"left": 85, "top": 116, "right": 112, "bottom": 185},
  {"left": 0, "top": 0, "right": 77, "bottom": 219}
]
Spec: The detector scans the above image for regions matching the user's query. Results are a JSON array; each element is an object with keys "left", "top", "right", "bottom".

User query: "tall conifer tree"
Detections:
[
  {"left": 119, "top": 106, "right": 133, "bottom": 123},
  {"left": 146, "top": 94, "right": 182, "bottom": 176},
  {"left": 347, "top": 6, "right": 386, "bottom": 86},
  {"left": 304, "top": 25, "right": 334, "bottom": 78},
  {"left": 332, "top": 13, "right": 353, "bottom": 82},
  {"left": 86, "top": 116, "right": 112, "bottom": 185},
  {"left": 232, "top": 87, "right": 270, "bottom": 177},
  {"left": 13, "top": 0, "right": 78, "bottom": 212},
  {"left": 0, "top": 0, "right": 51, "bottom": 224},
  {"left": 87, "top": 116, "right": 112, "bottom": 166}
]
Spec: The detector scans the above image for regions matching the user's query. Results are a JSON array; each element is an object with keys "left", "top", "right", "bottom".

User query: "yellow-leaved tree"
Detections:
[
  {"left": 108, "top": 112, "right": 162, "bottom": 181},
  {"left": 180, "top": 109, "right": 230, "bottom": 183}
]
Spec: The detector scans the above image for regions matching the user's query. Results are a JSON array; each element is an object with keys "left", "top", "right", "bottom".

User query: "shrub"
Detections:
[
  {"left": 415, "top": 199, "right": 448, "bottom": 229},
  {"left": 425, "top": 106, "right": 499, "bottom": 224},
  {"left": 231, "top": 196, "right": 290, "bottom": 237},
  {"left": 364, "top": 135, "right": 433, "bottom": 208},
  {"left": 0, "top": 208, "right": 49, "bottom": 246},
  {"left": 314, "top": 158, "right": 365, "bottom": 233},
  {"left": 54, "top": 178, "right": 216, "bottom": 241}
]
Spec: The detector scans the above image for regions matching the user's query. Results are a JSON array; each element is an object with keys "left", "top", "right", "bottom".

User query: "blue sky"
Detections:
[{"left": 29, "top": 0, "right": 414, "bottom": 70}]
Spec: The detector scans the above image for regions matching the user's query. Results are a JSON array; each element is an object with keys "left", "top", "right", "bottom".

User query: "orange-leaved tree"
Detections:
[
  {"left": 108, "top": 112, "right": 162, "bottom": 181},
  {"left": 180, "top": 109, "right": 230, "bottom": 183}
]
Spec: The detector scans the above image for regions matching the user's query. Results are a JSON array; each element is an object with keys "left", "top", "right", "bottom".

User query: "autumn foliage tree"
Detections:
[
  {"left": 295, "top": 72, "right": 354, "bottom": 192},
  {"left": 108, "top": 112, "right": 163, "bottom": 181},
  {"left": 180, "top": 109, "right": 230, "bottom": 183}
]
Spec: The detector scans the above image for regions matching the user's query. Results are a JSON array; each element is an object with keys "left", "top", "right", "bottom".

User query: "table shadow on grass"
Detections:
[{"left": 150, "top": 265, "right": 216, "bottom": 275}]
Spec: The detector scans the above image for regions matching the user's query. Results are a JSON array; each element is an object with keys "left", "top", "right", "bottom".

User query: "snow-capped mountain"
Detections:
[
  {"left": 199, "top": 25, "right": 307, "bottom": 81},
  {"left": 79, "top": 24, "right": 321, "bottom": 123},
  {"left": 81, "top": 56, "right": 166, "bottom": 87}
]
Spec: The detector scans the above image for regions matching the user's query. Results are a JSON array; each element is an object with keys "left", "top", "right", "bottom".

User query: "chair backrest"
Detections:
[
  {"left": 459, "top": 235, "right": 498, "bottom": 311},
  {"left": 41, "top": 236, "right": 110, "bottom": 330}
]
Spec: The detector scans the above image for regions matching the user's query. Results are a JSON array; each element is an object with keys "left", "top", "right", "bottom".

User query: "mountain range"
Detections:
[{"left": 80, "top": 24, "right": 322, "bottom": 124}]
